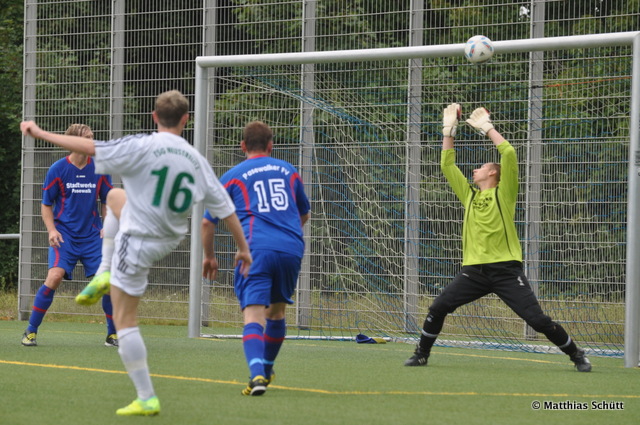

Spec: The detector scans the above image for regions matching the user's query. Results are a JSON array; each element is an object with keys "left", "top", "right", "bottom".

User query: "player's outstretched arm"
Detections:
[
  {"left": 21, "top": 121, "right": 96, "bottom": 155},
  {"left": 465, "top": 107, "right": 506, "bottom": 146},
  {"left": 442, "top": 103, "right": 460, "bottom": 150},
  {"left": 221, "top": 213, "right": 252, "bottom": 277}
]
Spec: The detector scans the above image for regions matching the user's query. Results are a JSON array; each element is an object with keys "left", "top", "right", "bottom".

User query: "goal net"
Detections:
[{"left": 190, "top": 33, "right": 640, "bottom": 361}]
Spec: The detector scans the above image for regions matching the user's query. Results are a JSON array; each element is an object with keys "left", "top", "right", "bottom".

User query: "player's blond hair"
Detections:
[
  {"left": 155, "top": 90, "right": 189, "bottom": 128},
  {"left": 65, "top": 123, "right": 93, "bottom": 138}
]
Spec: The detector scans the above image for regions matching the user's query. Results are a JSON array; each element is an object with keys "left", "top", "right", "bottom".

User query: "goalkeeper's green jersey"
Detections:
[{"left": 441, "top": 141, "right": 522, "bottom": 266}]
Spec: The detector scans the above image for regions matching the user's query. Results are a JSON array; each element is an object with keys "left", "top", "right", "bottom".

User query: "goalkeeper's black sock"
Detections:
[
  {"left": 418, "top": 313, "right": 445, "bottom": 354},
  {"left": 544, "top": 324, "right": 577, "bottom": 355}
]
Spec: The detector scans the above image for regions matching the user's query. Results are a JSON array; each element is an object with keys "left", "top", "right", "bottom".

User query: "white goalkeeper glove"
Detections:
[
  {"left": 466, "top": 107, "right": 494, "bottom": 136},
  {"left": 442, "top": 103, "right": 461, "bottom": 137}
]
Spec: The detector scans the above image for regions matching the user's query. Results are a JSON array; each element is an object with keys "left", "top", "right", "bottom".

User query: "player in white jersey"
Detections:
[
  {"left": 20, "top": 90, "right": 252, "bottom": 417},
  {"left": 93, "top": 132, "right": 231, "bottom": 239}
]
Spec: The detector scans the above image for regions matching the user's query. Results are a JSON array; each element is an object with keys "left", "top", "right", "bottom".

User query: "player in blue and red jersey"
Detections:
[
  {"left": 22, "top": 124, "right": 116, "bottom": 347},
  {"left": 202, "top": 121, "right": 311, "bottom": 396}
]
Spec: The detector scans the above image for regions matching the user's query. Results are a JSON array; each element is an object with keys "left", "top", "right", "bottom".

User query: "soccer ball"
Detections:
[{"left": 464, "top": 35, "right": 494, "bottom": 64}]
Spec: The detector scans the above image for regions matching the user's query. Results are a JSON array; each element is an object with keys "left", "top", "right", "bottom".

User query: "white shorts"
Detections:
[{"left": 110, "top": 232, "right": 183, "bottom": 297}]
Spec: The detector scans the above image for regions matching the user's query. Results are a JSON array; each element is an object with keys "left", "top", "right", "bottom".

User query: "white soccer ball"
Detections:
[{"left": 464, "top": 35, "right": 494, "bottom": 64}]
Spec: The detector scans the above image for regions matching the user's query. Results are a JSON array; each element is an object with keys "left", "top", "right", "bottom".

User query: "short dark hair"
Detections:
[
  {"left": 155, "top": 90, "right": 189, "bottom": 128},
  {"left": 243, "top": 121, "right": 273, "bottom": 152}
]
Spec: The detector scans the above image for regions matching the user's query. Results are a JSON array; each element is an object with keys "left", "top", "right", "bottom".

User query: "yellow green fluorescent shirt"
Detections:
[{"left": 440, "top": 141, "right": 522, "bottom": 265}]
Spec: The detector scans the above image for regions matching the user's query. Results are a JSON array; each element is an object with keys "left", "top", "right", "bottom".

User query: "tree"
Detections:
[{"left": 0, "top": 0, "right": 23, "bottom": 290}]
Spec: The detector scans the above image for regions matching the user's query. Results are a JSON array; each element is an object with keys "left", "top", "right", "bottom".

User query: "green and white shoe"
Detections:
[
  {"left": 75, "top": 271, "right": 111, "bottom": 306},
  {"left": 116, "top": 396, "right": 160, "bottom": 416}
]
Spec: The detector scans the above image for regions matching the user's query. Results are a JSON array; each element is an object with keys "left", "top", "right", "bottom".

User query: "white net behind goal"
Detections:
[{"left": 194, "top": 36, "right": 637, "bottom": 358}]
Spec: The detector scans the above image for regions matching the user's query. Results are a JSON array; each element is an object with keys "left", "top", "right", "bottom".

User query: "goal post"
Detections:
[
  {"left": 626, "top": 33, "right": 640, "bottom": 368},
  {"left": 189, "top": 32, "right": 640, "bottom": 368}
]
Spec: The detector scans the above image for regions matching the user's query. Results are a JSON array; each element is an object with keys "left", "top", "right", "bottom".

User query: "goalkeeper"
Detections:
[{"left": 404, "top": 104, "right": 591, "bottom": 372}]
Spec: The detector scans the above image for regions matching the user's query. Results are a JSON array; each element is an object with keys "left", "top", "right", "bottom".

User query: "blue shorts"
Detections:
[
  {"left": 234, "top": 249, "right": 302, "bottom": 310},
  {"left": 48, "top": 230, "right": 102, "bottom": 280}
]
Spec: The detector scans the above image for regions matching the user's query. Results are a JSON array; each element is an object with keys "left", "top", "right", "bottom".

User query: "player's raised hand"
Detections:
[
  {"left": 466, "top": 107, "right": 494, "bottom": 136},
  {"left": 442, "top": 103, "right": 461, "bottom": 137},
  {"left": 20, "top": 121, "right": 43, "bottom": 139}
]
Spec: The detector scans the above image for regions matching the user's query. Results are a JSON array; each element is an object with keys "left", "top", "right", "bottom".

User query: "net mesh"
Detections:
[{"left": 201, "top": 47, "right": 630, "bottom": 356}]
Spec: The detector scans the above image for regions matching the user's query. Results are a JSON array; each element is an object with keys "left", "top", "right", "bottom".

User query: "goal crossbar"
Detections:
[
  {"left": 190, "top": 32, "right": 640, "bottom": 368},
  {"left": 195, "top": 31, "right": 640, "bottom": 67}
]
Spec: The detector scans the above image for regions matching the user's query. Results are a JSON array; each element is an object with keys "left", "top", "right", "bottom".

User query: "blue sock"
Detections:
[
  {"left": 263, "top": 318, "right": 286, "bottom": 378},
  {"left": 28, "top": 284, "right": 55, "bottom": 333},
  {"left": 101, "top": 294, "right": 116, "bottom": 335},
  {"left": 242, "top": 322, "right": 265, "bottom": 379}
]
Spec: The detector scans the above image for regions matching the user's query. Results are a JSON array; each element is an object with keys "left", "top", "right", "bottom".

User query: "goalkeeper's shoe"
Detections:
[
  {"left": 116, "top": 396, "right": 160, "bottom": 416},
  {"left": 76, "top": 271, "right": 111, "bottom": 306},
  {"left": 404, "top": 345, "right": 429, "bottom": 366},
  {"left": 569, "top": 348, "right": 592, "bottom": 372},
  {"left": 105, "top": 334, "right": 118, "bottom": 347},
  {"left": 21, "top": 331, "right": 37, "bottom": 347},
  {"left": 241, "top": 375, "right": 268, "bottom": 396}
]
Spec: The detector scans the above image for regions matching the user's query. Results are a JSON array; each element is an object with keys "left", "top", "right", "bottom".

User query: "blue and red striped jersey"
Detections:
[
  {"left": 42, "top": 156, "right": 113, "bottom": 240},
  {"left": 204, "top": 155, "right": 310, "bottom": 257}
]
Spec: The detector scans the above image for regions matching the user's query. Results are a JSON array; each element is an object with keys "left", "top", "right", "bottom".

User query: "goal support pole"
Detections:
[{"left": 188, "top": 63, "right": 208, "bottom": 338}]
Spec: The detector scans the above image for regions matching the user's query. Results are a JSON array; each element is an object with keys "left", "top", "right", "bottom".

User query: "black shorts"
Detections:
[{"left": 429, "top": 261, "right": 554, "bottom": 331}]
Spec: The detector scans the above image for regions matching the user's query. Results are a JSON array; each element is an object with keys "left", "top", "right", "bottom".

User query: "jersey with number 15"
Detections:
[
  {"left": 93, "top": 132, "right": 236, "bottom": 238},
  {"left": 205, "top": 155, "right": 310, "bottom": 258}
]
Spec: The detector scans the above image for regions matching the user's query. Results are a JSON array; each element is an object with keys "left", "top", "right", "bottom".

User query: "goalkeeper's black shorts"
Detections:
[{"left": 429, "top": 260, "right": 555, "bottom": 332}]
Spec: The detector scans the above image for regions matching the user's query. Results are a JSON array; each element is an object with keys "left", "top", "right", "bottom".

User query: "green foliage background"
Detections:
[{"left": 0, "top": 0, "right": 22, "bottom": 290}]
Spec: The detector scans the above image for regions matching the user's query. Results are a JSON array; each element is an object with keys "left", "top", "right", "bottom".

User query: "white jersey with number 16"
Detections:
[{"left": 94, "top": 132, "right": 235, "bottom": 238}]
